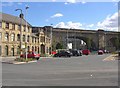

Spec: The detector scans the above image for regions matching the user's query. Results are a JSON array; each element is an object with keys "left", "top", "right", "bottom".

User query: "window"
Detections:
[
  {"left": 12, "top": 24, "right": 15, "bottom": 30},
  {"left": 11, "top": 33, "right": 15, "bottom": 41},
  {"left": 5, "top": 45, "right": 8, "bottom": 56},
  {"left": 28, "top": 46, "right": 30, "bottom": 51},
  {"left": 17, "top": 34, "right": 20, "bottom": 41},
  {"left": 5, "top": 33, "right": 9, "bottom": 41},
  {"left": 0, "top": 32, "right": 2, "bottom": 41},
  {"left": 35, "top": 46, "right": 37, "bottom": 51},
  {"left": 38, "top": 47, "right": 39, "bottom": 53},
  {"left": 6, "top": 22, "right": 9, "bottom": 29},
  {"left": 11, "top": 46, "right": 14, "bottom": 56},
  {"left": 38, "top": 38, "right": 39, "bottom": 43},
  {"left": 32, "top": 46, "right": 34, "bottom": 51},
  {"left": 18, "top": 25, "right": 20, "bottom": 30},
  {"left": 35, "top": 38, "right": 36, "bottom": 43},
  {"left": 41, "top": 36, "right": 45, "bottom": 42},
  {"left": 32, "top": 37, "right": 34, "bottom": 43},
  {"left": 23, "top": 35, "right": 25, "bottom": 42},
  {"left": 24, "top": 26, "right": 26, "bottom": 32},
  {"left": 0, "top": 22, "right": 2, "bottom": 28},
  {"left": 28, "top": 27, "right": 30, "bottom": 32},
  {"left": 27, "top": 35, "right": 30, "bottom": 42},
  {"left": 0, "top": 46, "right": 1, "bottom": 56}
]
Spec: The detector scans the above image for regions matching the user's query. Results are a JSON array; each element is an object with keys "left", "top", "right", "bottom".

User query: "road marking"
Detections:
[{"left": 103, "top": 55, "right": 117, "bottom": 61}]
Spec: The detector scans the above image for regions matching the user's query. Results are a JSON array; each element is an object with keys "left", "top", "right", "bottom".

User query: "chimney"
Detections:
[{"left": 19, "top": 13, "right": 24, "bottom": 19}]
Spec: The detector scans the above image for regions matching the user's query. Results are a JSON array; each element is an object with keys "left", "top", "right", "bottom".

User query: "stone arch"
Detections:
[
  {"left": 68, "top": 36, "right": 97, "bottom": 50},
  {"left": 107, "top": 37, "right": 119, "bottom": 50}
]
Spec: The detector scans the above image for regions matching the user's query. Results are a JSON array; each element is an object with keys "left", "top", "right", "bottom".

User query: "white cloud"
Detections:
[
  {"left": 52, "top": 0, "right": 56, "bottom": 1},
  {"left": 51, "top": 13, "right": 63, "bottom": 18},
  {"left": 64, "top": 2, "right": 68, "bottom": 5},
  {"left": 66, "top": 0, "right": 77, "bottom": 3},
  {"left": 54, "top": 21, "right": 83, "bottom": 29},
  {"left": 17, "top": 2, "right": 22, "bottom": 5},
  {"left": 87, "top": 24, "right": 94, "bottom": 28},
  {"left": 45, "top": 13, "right": 63, "bottom": 22},
  {"left": 97, "top": 12, "right": 118, "bottom": 31},
  {"left": 81, "top": 1, "right": 86, "bottom": 4}
]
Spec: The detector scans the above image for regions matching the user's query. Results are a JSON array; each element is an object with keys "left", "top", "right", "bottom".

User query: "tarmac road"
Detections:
[{"left": 2, "top": 54, "right": 119, "bottom": 86}]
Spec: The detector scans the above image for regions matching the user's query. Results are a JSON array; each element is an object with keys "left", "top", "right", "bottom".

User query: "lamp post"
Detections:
[
  {"left": 25, "top": 6, "right": 29, "bottom": 61},
  {"left": 50, "top": 24, "right": 53, "bottom": 55},
  {"left": 67, "top": 28, "right": 69, "bottom": 49},
  {"left": 74, "top": 30, "right": 76, "bottom": 49},
  {"left": 104, "top": 32, "right": 106, "bottom": 51},
  {"left": 15, "top": 9, "right": 23, "bottom": 55}
]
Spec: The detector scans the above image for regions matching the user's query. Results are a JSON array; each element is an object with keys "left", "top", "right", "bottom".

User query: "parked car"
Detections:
[
  {"left": 20, "top": 51, "right": 40, "bottom": 60},
  {"left": 69, "top": 49, "right": 82, "bottom": 56},
  {"left": 54, "top": 50, "right": 72, "bottom": 57},
  {"left": 103, "top": 50, "right": 109, "bottom": 53},
  {"left": 51, "top": 51, "right": 57, "bottom": 55},
  {"left": 82, "top": 49, "right": 90, "bottom": 55},
  {"left": 98, "top": 50, "right": 104, "bottom": 55}
]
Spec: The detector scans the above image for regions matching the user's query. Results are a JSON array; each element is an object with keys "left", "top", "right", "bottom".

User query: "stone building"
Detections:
[{"left": 0, "top": 12, "right": 51, "bottom": 56}]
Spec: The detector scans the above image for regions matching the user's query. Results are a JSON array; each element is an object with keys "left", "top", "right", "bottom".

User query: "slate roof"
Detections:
[{"left": 0, "top": 12, "right": 32, "bottom": 27}]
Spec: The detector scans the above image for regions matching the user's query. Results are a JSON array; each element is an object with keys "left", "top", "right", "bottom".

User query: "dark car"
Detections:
[
  {"left": 20, "top": 51, "right": 40, "bottom": 60},
  {"left": 54, "top": 50, "right": 72, "bottom": 57},
  {"left": 69, "top": 49, "right": 82, "bottom": 56}
]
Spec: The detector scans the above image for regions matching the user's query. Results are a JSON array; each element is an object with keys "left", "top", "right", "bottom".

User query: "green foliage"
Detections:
[
  {"left": 56, "top": 42, "right": 63, "bottom": 49},
  {"left": 15, "top": 58, "right": 36, "bottom": 62}
]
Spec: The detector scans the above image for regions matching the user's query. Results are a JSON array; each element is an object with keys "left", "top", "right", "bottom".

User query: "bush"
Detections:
[{"left": 15, "top": 57, "right": 36, "bottom": 62}]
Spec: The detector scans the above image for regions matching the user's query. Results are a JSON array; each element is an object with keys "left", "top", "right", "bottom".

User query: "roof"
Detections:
[{"left": 0, "top": 12, "right": 32, "bottom": 27}]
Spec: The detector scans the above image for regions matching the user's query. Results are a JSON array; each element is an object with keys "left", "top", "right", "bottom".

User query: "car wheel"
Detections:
[{"left": 36, "top": 58, "right": 39, "bottom": 60}]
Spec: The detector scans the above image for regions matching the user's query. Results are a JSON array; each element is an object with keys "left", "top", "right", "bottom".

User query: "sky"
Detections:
[{"left": 1, "top": 0, "right": 119, "bottom": 31}]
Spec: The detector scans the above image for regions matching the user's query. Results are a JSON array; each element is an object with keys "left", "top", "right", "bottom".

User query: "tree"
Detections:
[{"left": 56, "top": 42, "right": 63, "bottom": 49}]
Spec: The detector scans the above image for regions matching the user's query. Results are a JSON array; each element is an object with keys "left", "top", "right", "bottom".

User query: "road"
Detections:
[{"left": 2, "top": 54, "right": 118, "bottom": 86}]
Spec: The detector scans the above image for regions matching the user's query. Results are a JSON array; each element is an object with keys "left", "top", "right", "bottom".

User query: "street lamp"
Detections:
[
  {"left": 67, "top": 28, "right": 69, "bottom": 49},
  {"left": 25, "top": 6, "right": 29, "bottom": 61},
  {"left": 50, "top": 24, "right": 53, "bottom": 55},
  {"left": 74, "top": 29, "right": 76, "bottom": 49},
  {"left": 15, "top": 9, "right": 23, "bottom": 55}
]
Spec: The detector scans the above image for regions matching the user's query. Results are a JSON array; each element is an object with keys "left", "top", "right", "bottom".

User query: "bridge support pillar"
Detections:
[{"left": 98, "top": 29, "right": 105, "bottom": 50}]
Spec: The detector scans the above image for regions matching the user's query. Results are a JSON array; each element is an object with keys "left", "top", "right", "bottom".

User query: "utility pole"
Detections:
[
  {"left": 50, "top": 24, "right": 53, "bottom": 55},
  {"left": 15, "top": 9, "right": 23, "bottom": 55},
  {"left": 25, "top": 6, "right": 29, "bottom": 61}
]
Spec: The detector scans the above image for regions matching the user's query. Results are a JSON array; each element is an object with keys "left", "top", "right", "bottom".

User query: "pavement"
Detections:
[{"left": 1, "top": 56, "right": 52, "bottom": 64}]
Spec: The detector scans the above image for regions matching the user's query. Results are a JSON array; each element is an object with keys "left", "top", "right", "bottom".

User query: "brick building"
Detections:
[{"left": 0, "top": 12, "right": 51, "bottom": 56}]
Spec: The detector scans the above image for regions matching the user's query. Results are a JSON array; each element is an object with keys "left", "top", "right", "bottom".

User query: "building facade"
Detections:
[{"left": 0, "top": 13, "right": 51, "bottom": 56}]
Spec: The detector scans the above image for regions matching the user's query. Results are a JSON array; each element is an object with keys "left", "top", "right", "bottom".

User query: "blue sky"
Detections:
[{"left": 1, "top": 1, "right": 119, "bottom": 31}]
